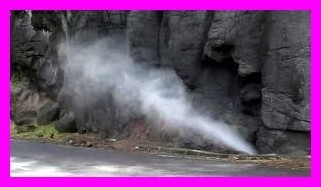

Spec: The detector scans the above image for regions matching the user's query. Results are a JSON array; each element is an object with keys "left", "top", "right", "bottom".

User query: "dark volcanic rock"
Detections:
[
  {"left": 10, "top": 10, "right": 311, "bottom": 155},
  {"left": 10, "top": 79, "right": 53, "bottom": 128},
  {"left": 159, "top": 11, "right": 211, "bottom": 87},
  {"left": 191, "top": 60, "right": 260, "bottom": 141},
  {"left": 11, "top": 11, "right": 65, "bottom": 98},
  {"left": 204, "top": 11, "right": 266, "bottom": 76},
  {"left": 198, "top": 12, "right": 265, "bottom": 138},
  {"left": 13, "top": 111, "right": 37, "bottom": 127},
  {"left": 127, "top": 11, "right": 162, "bottom": 65},
  {"left": 10, "top": 11, "right": 36, "bottom": 78},
  {"left": 54, "top": 111, "right": 77, "bottom": 133},
  {"left": 261, "top": 11, "right": 310, "bottom": 132},
  {"left": 256, "top": 128, "right": 310, "bottom": 156},
  {"left": 37, "top": 102, "right": 59, "bottom": 125}
]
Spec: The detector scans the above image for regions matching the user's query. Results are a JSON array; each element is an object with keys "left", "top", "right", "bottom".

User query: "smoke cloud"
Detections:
[{"left": 59, "top": 37, "right": 257, "bottom": 155}]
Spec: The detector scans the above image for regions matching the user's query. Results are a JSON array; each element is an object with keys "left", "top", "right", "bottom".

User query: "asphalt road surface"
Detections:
[{"left": 10, "top": 139, "right": 310, "bottom": 177}]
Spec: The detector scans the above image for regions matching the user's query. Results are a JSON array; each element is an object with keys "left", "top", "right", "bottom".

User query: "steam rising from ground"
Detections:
[{"left": 60, "top": 38, "right": 257, "bottom": 155}]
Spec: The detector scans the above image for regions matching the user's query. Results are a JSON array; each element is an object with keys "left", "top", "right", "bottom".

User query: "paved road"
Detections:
[{"left": 10, "top": 139, "right": 309, "bottom": 177}]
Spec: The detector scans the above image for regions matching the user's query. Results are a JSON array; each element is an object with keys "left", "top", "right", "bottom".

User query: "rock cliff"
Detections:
[{"left": 10, "top": 10, "right": 310, "bottom": 155}]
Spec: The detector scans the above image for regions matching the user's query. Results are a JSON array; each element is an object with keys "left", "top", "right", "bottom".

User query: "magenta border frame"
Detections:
[{"left": 0, "top": 0, "right": 319, "bottom": 186}]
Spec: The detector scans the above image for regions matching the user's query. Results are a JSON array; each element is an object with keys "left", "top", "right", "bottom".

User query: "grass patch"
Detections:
[{"left": 10, "top": 121, "right": 66, "bottom": 141}]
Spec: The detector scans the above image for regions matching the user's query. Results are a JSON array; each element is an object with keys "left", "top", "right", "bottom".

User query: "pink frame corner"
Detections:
[{"left": 0, "top": 0, "right": 319, "bottom": 186}]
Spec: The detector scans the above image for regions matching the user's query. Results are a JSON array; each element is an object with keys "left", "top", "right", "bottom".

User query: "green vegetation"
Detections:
[
  {"left": 10, "top": 121, "right": 65, "bottom": 141},
  {"left": 10, "top": 120, "right": 18, "bottom": 134},
  {"left": 10, "top": 74, "right": 27, "bottom": 98},
  {"left": 10, "top": 74, "right": 23, "bottom": 88}
]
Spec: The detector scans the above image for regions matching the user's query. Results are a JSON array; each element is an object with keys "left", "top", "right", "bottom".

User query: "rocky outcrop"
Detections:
[
  {"left": 260, "top": 11, "right": 310, "bottom": 131},
  {"left": 54, "top": 111, "right": 77, "bottom": 133},
  {"left": 256, "top": 128, "right": 310, "bottom": 155},
  {"left": 255, "top": 11, "right": 310, "bottom": 155},
  {"left": 204, "top": 11, "right": 266, "bottom": 76},
  {"left": 36, "top": 102, "right": 59, "bottom": 126},
  {"left": 158, "top": 11, "right": 210, "bottom": 87},
  {"left": 11, "top": 11, "right": 129, "bottom": 137},
  {"left": 127, "top": 11, "right": 162, "bottom": 65},
  {"left": 10, "top": 79, "right": 53, "bottom": 132},
  {"left": 10, "top": 10, "right": 311, "bottom": 155},
  {"left": 126, "top": 10, "right": 310, "bottom": 155}
]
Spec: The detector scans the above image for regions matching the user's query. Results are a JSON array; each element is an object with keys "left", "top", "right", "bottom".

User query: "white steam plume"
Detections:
[{"left": 60, "top": 38, "right": 257, "bottom": 155}]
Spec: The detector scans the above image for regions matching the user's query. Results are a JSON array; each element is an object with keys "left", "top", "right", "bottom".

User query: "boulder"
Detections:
[
  {"left": 54, "top": 111, "right": 77, "bottom": 133},
  {"left": 36, "top": 102, "right": 59, "bottom": 125},
  {"left": 256, "top": 128, "right": 310, "bottom": 156},
  {"left": 13, "top": 111, "right": 37, "bottom": 127}
]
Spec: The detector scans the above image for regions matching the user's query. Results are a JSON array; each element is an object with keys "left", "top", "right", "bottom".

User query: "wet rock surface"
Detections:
[{"left": 10, "top": 10, "right": 310, "bottom": 155}]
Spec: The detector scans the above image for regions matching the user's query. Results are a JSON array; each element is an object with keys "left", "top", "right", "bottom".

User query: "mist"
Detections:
[{"left": 59, "top": 37, "right": 257, "bottom": 155}]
